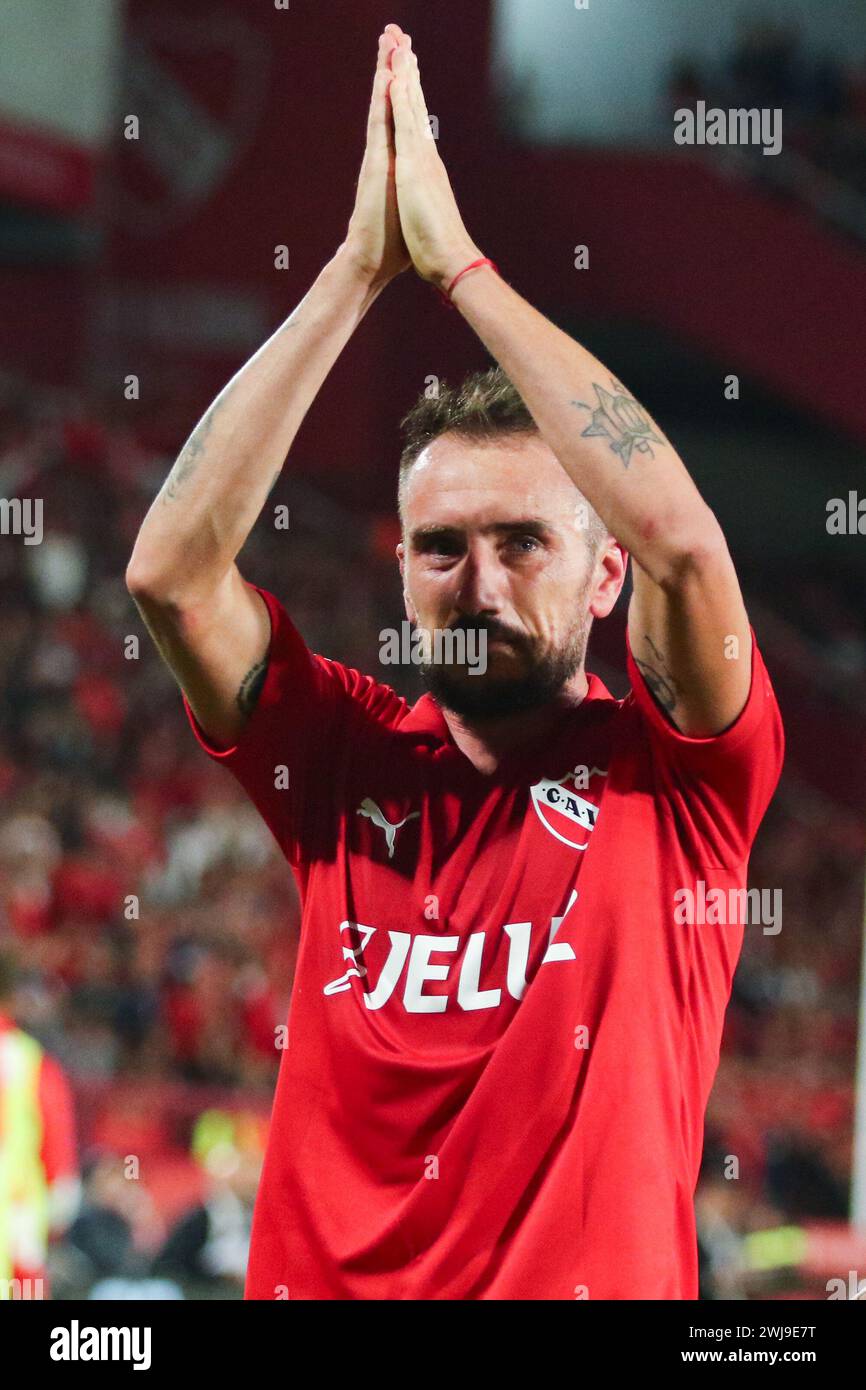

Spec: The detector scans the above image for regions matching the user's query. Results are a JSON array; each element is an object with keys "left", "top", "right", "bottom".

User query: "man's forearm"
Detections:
[
  {"left": 127, "top": 243, "right": 385, "bottom": 603},
  {"left": 450, "top": 268, "right": 720, "bottom": 583}
]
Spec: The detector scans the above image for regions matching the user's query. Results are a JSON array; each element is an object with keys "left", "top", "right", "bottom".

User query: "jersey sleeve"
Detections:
[
  {"left": 182, "top": 585, "right": 404, "bottom": 866},
  {"left": 624, "top": 626, "right": 785, "bottom": 869}
]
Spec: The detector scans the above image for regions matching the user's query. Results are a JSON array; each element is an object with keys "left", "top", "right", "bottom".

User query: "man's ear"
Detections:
[
  {"left": 396, "top": 541, "right": 418, "bottom": 623},
  {"left": 588, "top": 540, "right": 628, "bottom": 620}
]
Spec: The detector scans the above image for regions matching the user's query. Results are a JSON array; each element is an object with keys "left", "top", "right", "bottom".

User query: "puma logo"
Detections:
[{"left": 357, "top": 798, "right": 420, "bottom": 859}]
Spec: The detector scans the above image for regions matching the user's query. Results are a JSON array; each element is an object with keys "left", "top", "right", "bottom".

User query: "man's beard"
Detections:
[{"left": 419, "top": 614, "right": 591, "bottom": 719}]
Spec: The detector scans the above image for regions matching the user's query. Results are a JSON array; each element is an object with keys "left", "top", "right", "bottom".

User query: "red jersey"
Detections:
[{"left": 184, "top": 585, "right": 784, "bottom": 1300}]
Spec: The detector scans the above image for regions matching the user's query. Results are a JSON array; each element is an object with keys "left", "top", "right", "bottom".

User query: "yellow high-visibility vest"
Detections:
[{"left": 0, "top": 1028, "right": 49, "bottom": 1290}]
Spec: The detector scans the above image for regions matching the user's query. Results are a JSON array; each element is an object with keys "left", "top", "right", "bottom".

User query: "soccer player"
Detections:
[{"left": 127, "top": 25, "right": 784, "bottom": 1299}]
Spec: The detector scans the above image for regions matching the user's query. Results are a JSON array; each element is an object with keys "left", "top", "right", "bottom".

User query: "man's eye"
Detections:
[{"left": 507, "top": 535, "right": 541, "bottom": 554}]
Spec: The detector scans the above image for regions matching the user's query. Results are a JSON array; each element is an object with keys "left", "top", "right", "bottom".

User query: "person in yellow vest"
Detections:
[{"left": 0, "top": 949, "right": 80, "bottom": 1299}]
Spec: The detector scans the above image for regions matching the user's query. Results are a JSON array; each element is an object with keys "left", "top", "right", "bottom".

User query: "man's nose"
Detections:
[{"left": 454, "top": 543, "right": 507, "bottom": 616}]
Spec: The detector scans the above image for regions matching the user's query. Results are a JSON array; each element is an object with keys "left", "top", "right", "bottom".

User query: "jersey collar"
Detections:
[{"left": 398, "top": 671, "right": 614, "bottom": 744}]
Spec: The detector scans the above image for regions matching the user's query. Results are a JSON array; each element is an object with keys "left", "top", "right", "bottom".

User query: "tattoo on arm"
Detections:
[
  {"left": 236, "top": 656, "right": 269, "bottom": 718},
  {"left": 633, "top": 634, "right": 680, "bottom": 713},
  {"left": 571, "top": 379, "right": 666, "bottom": 468},
  {"left": 162, "top": 317, "right": 299, "bottom": 504},
  {"left": 163, "top": 389, "right": 231, "bottom": 503}
]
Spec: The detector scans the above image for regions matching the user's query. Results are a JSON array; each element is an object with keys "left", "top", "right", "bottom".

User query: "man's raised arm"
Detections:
[
  {"left": 388, "top": 37, "right": 752, "bottom": 740},
  {"left": 445, "top": 269, "right": 752, "bottom": 739},
  {"left": 126, "top": 27, "right": 411, "bottom": 748}
]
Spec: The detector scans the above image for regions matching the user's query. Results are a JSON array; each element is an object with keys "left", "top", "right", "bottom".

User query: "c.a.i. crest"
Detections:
[{"left": 529, "top": 767, "right": 607, "bottom": 850}]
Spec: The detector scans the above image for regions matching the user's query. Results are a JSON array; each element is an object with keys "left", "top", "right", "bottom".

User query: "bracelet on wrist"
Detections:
[{"left": 437, "top": 257, "right": 499, "bottom": 308}]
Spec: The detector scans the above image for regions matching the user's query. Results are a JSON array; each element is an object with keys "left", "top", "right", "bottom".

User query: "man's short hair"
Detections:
[{"left": 398, "top": 365, "right": 607, "bottom": 552}]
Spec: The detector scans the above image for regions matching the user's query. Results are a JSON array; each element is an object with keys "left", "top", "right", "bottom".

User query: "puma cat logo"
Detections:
[{"left": 357, "top": 798, "right": 420, "bottom": 859}]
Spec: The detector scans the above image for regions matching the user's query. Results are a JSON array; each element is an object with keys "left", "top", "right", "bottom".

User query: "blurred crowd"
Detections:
[
  {"left": 0, "top": 380, "right": 397, "bottom": 1295},
  {"left": 0, "top": 378, "right": 863, "bottom": 1297},
  {"left": 699, "top": 796, "right": 865, "bottom": 1298},
  {"left": 667, "top": 17, "right": 866, "bottom": 219},
  {"left": 777, "top": 571, "right": 866, "bottom": 690}
]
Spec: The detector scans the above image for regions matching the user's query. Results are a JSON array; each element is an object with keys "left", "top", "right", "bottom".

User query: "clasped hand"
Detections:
[{"left": 344, "top": 24, "right": 484, "bottom": 294}]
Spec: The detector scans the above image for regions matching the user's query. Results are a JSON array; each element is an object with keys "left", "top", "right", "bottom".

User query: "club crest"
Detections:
[{"left": 530, "top": 766, "right": 607, "bottom": 850}]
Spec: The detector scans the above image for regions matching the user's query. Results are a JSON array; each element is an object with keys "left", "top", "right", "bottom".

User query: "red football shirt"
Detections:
[{"left": 184, "top": 585, "right": 784, "bottom": 1300}]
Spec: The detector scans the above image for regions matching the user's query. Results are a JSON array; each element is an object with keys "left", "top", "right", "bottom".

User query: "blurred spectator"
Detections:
[
  {"left": 727, "top": 19, "right": 804, "bottom": 110},
  {"left": 0, "top": 947, "right": 80, "bottom": 1298},
  {"left": 152, "top": 1109, "right": 264, "bottom": 1290}
]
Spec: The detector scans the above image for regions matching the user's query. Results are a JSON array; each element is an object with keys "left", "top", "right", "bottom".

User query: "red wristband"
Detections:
[{"left": 437, "top": 257, "right": 499, "bottom": 307}]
